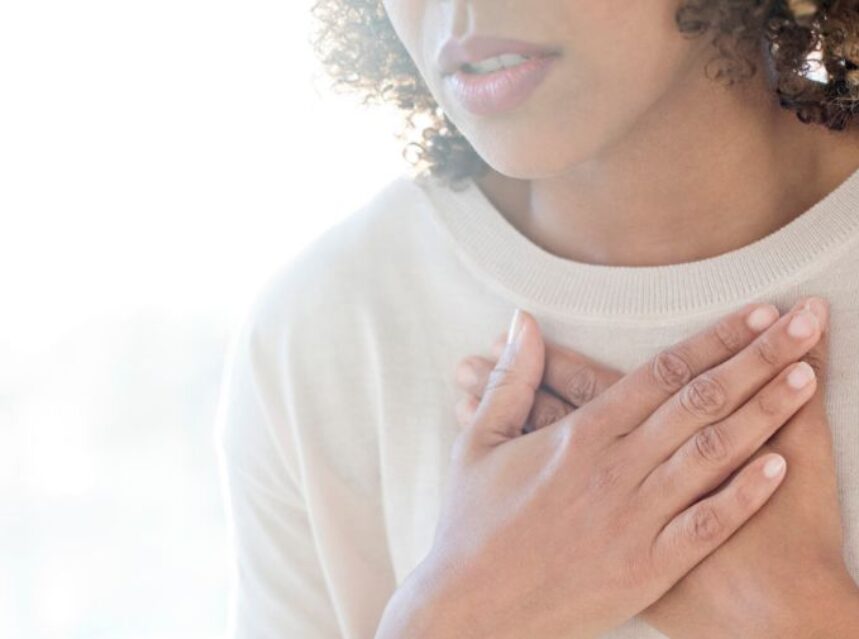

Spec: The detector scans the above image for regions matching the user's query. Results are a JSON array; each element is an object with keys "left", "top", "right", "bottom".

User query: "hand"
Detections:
[
  {"left": 641, "top": 300, "right": 859, "bottom": 637},
  {"left": 378, "top": 301, "right": 819, "bottom": 639},
  {"left": 455, "top": 296, "right": 859, "bottom": 638}
]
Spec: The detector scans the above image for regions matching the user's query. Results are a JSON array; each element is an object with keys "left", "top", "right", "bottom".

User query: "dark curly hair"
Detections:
[{"left": 309, "top": 0, "right": 859, "bottom": 189}]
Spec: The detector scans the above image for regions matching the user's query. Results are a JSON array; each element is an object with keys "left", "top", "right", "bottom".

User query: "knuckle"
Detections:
[
  {"left": 755, "top": 387, "right": 782, "bottom": 418},
  {"left": 679, "top": 373, "right": 728, "bottom": 419},
  {"left": 461, "top": 355, "right": 486, "bottom": 374},
  {"left": 753, "top": 336, "right": 781, "bottom": 368},
  {"left": 714, "top": 317, "right": 745, "bottom": 353},
  {"left": 484, "top": 366, "right": 515, "bottom": 394},
  {"left": 688, "top": 506, "right": 723, "bottom": 543},
  {"left": 692, "top": 423, "right": 731, "bottom": 464},
  {"left": 586, "top": 460, "right": 624, "bottom": 494},
  {"left": 455, "top": 359, "right": 478, "bottom": 388},
  {"left": 560, "top": 416, "right": 600, "bottom": 451},
  {"left": 530, "top": 402, "right": 568, "bottom": 431},
  {"left": 644, "top": 465, "right": 676, "bottom": 505},
  {"left": 458, "top": 355, "right": 477, "bottom": 369},
  {"left": 563, "top": 366, "right": 598, "bottom": 405},
  {"left": 652, "top": 348, "right": 694, "bottom": 393},
  {"left": 734, "top": 481, "right": 756, "bottom": 512}
]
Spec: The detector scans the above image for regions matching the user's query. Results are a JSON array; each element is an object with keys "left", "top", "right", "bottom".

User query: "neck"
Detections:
[{"left": 473, "top": 56, "right": 859, "bottom": 268}]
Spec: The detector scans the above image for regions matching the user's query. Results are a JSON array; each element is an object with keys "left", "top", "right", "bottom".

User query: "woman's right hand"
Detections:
[{"left": 375, "top": 301, "right": 823, "bottom": 639}]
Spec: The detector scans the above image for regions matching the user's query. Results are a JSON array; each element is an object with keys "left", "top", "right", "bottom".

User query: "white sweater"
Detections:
[{"left": 214, "top": 167, "right": 859, "bottom": 639}]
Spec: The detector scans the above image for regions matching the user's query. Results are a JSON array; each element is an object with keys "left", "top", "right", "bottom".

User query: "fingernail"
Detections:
[
  {"left": 803, "top": 297, "right": 828, "bottom": 328},
  {"left": 507, "top": 308, "right": 525, "bottom": 345},
  {"left": 763, "top": 455, "right": 786, "bottom": 479},
  {"left": 787, "top": 309, "right": 818, "bottom": 339},
  {"left": 787, "top": 361, "right": 815, "bottom": 390},
  {"left": 746, "top": 304, "right": 779, "bottom": 332}
]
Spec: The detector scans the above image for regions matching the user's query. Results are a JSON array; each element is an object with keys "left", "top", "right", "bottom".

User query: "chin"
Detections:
[{"left": 464, "top": 128, "right": 596, "bottom": 179}]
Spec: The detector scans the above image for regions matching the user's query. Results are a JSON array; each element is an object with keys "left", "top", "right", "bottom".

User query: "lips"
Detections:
[
  {"left": 444, "top": 55, "right": 559, "bottom": 116},
  {"left": 437, "top": 35, "right": 561, "bottom": 77},
  {"left": 437, "top": 35, "right": 562, "bottom": 116}
]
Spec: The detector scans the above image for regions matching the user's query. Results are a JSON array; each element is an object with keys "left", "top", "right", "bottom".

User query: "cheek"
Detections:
[
  {"left": 557, "top": 0, "right": 692, "bottom": 98},
  {"left": 381, "top": 0, "right": 426, "bottom": 65},
  {"left": 482, "top": 4, "right": 699, "bottom": 173},
  {"left": 385, "top": 0, "right": 700, "bottom": 177}
]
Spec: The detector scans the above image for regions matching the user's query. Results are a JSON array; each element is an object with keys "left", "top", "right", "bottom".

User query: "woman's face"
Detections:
[{"left": 382, "top": 1, "right": 727, "bottom": 178}]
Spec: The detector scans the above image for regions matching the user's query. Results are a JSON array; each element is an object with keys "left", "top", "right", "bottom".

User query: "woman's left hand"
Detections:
[{"left": 453, "top": 302, "right": 859, "bottom": 638}]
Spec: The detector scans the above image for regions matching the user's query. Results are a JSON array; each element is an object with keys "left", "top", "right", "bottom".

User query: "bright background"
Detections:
[
  {"left": 0, "top": 2, "right": 404, "bottom": 637},
  {"left": 0, "top": 3, "right": 833, "bottom": 638}
]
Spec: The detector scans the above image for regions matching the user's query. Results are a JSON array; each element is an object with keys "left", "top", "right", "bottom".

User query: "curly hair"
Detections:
[{"left": 309, "top": 0, "right": 859, "bottom": 189}]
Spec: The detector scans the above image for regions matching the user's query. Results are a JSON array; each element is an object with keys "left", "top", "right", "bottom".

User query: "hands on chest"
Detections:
[{"left": 435, "top": 297, "right": 859, "bottom": 638}]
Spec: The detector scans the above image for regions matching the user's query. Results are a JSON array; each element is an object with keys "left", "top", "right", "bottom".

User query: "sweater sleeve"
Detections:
[{"left": 213, "top": 298, "right": 342, "bottom": 639}]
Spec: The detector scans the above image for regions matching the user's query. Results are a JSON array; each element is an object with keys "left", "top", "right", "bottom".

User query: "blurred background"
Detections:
[
  {"left": 0, "top": 1, "right": 404, "bottom": 637},
  {"left": 0, "top": 3, "right": 834, "bottom": 638}
]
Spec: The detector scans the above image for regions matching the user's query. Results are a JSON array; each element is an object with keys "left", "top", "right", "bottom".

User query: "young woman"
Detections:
[{"left": 215, "top": 1, "right": 859, "bottom": 637}]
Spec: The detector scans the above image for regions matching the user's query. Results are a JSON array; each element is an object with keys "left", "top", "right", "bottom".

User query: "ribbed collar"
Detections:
[{"left": 419, "top": 166, "right": 859, "bottom": 320}]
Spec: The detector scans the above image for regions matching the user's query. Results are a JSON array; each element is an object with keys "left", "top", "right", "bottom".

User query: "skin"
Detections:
[
  {"left": 375, "top": 300, "right": 859, "bottom": 638},
  {"left": 374, "top": 0, "right": 859, "bottom": 635},
  {"left": 382, "top": 0, "right": 859, "bottom": 266},
  {"left": 455, "top": 305, "right": 859, "bottom": 637}
]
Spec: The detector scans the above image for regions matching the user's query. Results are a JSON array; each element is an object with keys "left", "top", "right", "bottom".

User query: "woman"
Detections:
[{"left": 215, "top": 1, "right": 859, "bottom": 637}]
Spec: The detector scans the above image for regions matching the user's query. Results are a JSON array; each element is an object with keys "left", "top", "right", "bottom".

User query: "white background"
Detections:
[{"left": 0, "top": 1, "right": 405, "bottom": 637}]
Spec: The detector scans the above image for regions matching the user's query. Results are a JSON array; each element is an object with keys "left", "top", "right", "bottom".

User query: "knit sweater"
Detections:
[{"left": 215, "top": 166, "right": 859, "bottom": 638}]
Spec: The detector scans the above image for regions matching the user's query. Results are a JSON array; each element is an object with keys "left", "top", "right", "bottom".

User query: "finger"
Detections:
[
  {"left": 543, "top": 341, "right": 624, "bottom": 407},
  {"left": 458, "top": 388, "right": 576, "bottom": 436},
  {"left": 572, "top": 300, "right": 787, "bottom": 438},
  {"left": 455, "top": 355, "right": 576, "bottom": 433},
  {"left": 650, "top": 452, "right": 787, "bottom": 590},
  {"left": 775, "top": 307, "right": 831, "bottom": 445},
  {"left": 640, "top": 358, "right": 816, "bottom": 518},
  {"left": 455, "top": 356, "right": 496, "bottom": 397},
  {"left": 492, "top": 337, "right": 624, "bottom": 406},
  {"left": 625, "top": 296, "right": 826, "bottom": 466},
  {"left": 455, "top": 394, "right": 480, "bottom": 429},
  {"left": 804, "top": 305, "right": 830, "bottom": 389},
  {"left": 524, "top": 392, "right": 575, "bottom": 434},
  {"left": 769, "top": 322, "right": 842, "bottom": 535},
  {"left": 467, "top": 309, "right": 545, "bottom": 449},
  {"left": 493, "top": 336, "right": 623, "bottom": 407}
]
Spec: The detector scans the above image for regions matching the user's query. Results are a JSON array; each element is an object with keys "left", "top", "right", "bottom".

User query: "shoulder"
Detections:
[
  {"left": 237, "top": 173, "right": 443, "bottom": 356},
  {"left": 218, "top": 175, "right": 436, "bottom": 463}
]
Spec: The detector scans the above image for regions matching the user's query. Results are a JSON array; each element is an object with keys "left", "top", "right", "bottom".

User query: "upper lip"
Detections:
[{"left": 437, "top": 36, "right": 561, "bottom": 76}]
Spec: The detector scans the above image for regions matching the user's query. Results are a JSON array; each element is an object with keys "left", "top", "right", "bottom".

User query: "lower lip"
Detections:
[{"left": 444, "top": 55, "right": 559, "bottom": 116}]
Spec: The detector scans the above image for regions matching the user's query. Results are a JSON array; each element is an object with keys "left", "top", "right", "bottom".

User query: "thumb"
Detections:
[{"left": 469, "top": 308, "right": 545, "bottom": 447}]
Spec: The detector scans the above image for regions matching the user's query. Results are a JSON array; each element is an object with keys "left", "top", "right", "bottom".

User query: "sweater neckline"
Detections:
[{"left": 420, "top": 165, "right": 859, "bottom": 320}]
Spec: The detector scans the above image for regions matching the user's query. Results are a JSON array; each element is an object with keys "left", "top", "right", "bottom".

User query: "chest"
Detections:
[{"left": 372, "top": 307, "right": 859, "bottom": 637}]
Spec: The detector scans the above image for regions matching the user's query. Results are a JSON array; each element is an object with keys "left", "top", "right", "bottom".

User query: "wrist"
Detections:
[{"left": 374, "top": 558, "right": 467, "bottom": 639}]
